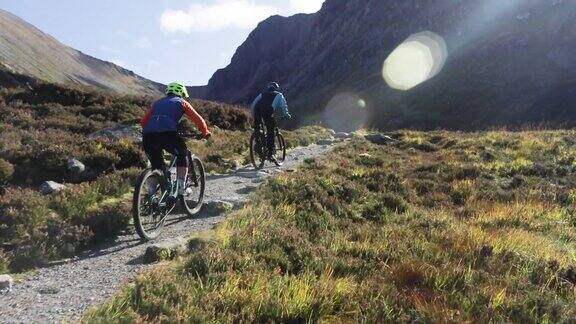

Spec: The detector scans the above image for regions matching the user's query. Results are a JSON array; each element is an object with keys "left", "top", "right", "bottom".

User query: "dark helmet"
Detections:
[{"left": 267, "top": 82, "right": 280, "bottom": 92}]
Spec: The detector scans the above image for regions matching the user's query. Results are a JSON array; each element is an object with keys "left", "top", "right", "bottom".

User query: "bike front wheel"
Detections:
[
  {"left": 182, "top": 156, "right": 206, "bottom": 216},
  {"left": 133, "top": 169, "right": 166, "bottom": 241}
]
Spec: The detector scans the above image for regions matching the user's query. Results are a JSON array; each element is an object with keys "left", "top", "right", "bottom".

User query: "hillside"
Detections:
[
  {"left": 88, "top": 130, "right": 576, "bottom": 322},
  {"left": 0, "top": 9, "right": 162, "bottom": 96},
  {"left": 0, "top": 77, "right": 333, "bottom": 275},
  {"left": 202, "top": 0, "right": 576, "bottom": 130}
]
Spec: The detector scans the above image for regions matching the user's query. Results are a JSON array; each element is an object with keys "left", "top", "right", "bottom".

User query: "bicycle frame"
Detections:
[{"left": 155, "top": 151, "right": 199, "bottom": 223}]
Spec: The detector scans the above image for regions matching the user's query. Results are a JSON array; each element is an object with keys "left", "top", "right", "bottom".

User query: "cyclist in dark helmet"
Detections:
[
  {"left": 141, "top": 82, "right": 211, "bottom": 196},
  {"left": 250, "top": 82, "right": 291, "bottom": 161}
]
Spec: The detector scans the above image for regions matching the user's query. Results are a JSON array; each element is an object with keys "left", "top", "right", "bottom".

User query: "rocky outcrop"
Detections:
[{"left": 202, "top": 0, "right": 576, "bottom": 130}]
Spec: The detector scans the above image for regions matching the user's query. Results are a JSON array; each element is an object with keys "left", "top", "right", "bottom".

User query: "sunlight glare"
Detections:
[
  {"left": 323, "top": 93, "right": 368, "bottom": 132},
  {"left": 383, "top": 31, "right": 448, "bottom": 91}
]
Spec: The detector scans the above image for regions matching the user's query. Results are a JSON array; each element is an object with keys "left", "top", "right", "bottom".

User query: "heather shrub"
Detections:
[{"left": 0, "top": 158, "right": 14, "bottom": 182}]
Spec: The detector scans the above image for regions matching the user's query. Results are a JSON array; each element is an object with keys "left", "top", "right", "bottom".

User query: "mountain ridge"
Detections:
[
  {"left": 200, "top": 0, "right": 576, "bottom": 130},
  {"left": 0, "top": 9, "right": 163, "bottom": 96}
]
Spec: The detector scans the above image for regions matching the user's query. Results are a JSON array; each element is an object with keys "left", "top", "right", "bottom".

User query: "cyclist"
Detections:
[
  {"left": 250, "top": 82, "right": 291, "bottom": 161},
  {"left": 141, "top": 82, "right": 211, "bottom": 196}
]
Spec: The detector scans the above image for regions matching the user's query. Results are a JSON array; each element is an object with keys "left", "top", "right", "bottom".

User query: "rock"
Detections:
[
  {"left": 238, "top": 171, "right": 269, "bottom": 179},
  {"left": 317, "top": 138, "right": 337, "bottom": 145},
  {"left": 222, "top": 159, "right": 241, "bottom": 170},
  {"left": 335, "top": 132, "right": 351, "bottom": 139},
  {"left": 203, "top": 200, "right": 234, "bottom": 216},
  {"left": 88, "top": 125, "right": 142, "bottom": 142},
  {"left": 359, "top": 153, "right": 372, "bottom": 158},
  {"left": 365, "top": 133, "right": 396, "bottom": 145},
  {"left": 0, "top": 274, "right": 13, "bottom": 293},
  {"left": 236, "top": 186, "right": 257, "bottom": 195},
  {"left": 38, "top": 286, "right": 60, "bottom": 295},
  {"left": 143, "top": 237, "right": 189, "bottom": 264},
  {"left": 67, "top": 159, "right": 85, "bottom": 174},
  {"left": 40, "top": 181, "right": 66, "bottom": 194}
]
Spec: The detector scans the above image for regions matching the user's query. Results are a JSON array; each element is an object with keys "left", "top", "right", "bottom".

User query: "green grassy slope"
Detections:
[{"left": 87, "top": 130, "right": 576, "bottom": 322}]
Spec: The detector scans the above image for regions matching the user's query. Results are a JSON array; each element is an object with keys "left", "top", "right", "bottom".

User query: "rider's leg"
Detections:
[
  {"left": 174, "top": 136, "right": 190, "bottom": 196},
  {"left": 264, "top": 113, "right": 276, "bottom": 158},
  {"left": 143, "top": 133, "right": 165, "bottom": 196}
]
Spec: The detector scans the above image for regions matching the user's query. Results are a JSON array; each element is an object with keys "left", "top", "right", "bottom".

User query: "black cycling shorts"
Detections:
[{"left": 143, "top": 132, "right": 188, "bottom": 169}]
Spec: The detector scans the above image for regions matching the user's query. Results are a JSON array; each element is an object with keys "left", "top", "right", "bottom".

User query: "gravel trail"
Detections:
[{"left": 0, "top": 143, "right": 335, "bottom": 323}]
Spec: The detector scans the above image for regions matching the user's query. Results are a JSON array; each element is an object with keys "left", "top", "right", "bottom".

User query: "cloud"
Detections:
[
  {"left": 160, "top": 0, "right": 277, "bottom": 33},
  {"left": 136, "top": 37, "right": 152, "bottom": 48},
  {"left": 288, "top": 0, "right": 324, "bottom": 14}
]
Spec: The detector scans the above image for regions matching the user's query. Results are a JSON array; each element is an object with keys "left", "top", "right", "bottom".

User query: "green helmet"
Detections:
[{"left": 165, "top": 82, "right": 189, "bottom": 98}]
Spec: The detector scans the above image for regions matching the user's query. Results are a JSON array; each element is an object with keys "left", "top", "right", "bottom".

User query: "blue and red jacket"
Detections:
[{"left": 141, "top": 95, "right": 210, "bottom": 135}]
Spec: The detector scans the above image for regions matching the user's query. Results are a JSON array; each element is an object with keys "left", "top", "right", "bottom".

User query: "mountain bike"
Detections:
[
  {"left": 133, "top": 133, "right": 206, "bottom": 241},
  {"left": 250, "top": 126, "right": 286, "bottom": 169}
]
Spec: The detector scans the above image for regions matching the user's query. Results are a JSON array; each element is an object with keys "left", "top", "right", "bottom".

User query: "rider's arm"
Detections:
[
  {"left": 272, "top": 93, "right": 291, "bottom": 118},
  {"left": 140, "top": 106, "right": 153, "bottom": 128},
  {"left": 182, "top": 101, "right": 210, "bottom": 136},
  {"left": 250, "top": 94, "right": 262, "bottom": 116}
]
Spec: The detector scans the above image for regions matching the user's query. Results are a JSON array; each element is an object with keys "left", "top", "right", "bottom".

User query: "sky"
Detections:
[{"left": 0, "top": 0, "right": 324, "bottom": 86}]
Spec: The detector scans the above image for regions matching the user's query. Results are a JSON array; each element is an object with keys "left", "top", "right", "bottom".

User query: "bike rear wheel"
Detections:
[
  {"left": 250, "top": 132, "right": 266, "bottom": 169},
  {"left": 275, "top": 132, "right": 287, "bottom": 165},
  {"left": 133, "top": 169, "right": 166, "bottom": 241},
  {"left": 182, "top": 156, "right": 206, "bottom": 216}
]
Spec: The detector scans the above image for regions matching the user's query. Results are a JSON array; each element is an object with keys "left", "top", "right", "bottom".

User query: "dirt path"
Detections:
[{"left": 0, "top": 143, "right": 335, "bottom": 323}]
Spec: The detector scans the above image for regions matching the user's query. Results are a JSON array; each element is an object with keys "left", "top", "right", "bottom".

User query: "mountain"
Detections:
[
  {"left": 202, "top": 0, "right": 576, "bottom": 130},
  {"left": 0, "top": 9, "right": 162, "bottom": 96}
]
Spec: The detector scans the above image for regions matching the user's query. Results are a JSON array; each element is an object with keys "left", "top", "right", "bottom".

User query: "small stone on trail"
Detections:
[
  {"left": 38, "top": 286, "right": 60, "bottom": 295},
  {"left": 238, "top": 171, "right": 269, "bottom": 179},
  {"left": 40, "top": 181, "right": 66, "bottom": 194},
  {"left": 203, "top": 200, "right": 234, "bottom": 216},
  {"left": 0, "top": 274, "right": 13, "bottom": 293},
  {"left": 143, "top": 237, "right": 189, "bottom": 264}
]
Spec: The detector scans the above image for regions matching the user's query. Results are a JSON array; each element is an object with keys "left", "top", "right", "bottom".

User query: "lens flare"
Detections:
[
  {"left": 323, "top": 93, "right": 368, "bottom": 132},
  {"left": 383, "top": 31, "right": 448, "bottom": 91}
]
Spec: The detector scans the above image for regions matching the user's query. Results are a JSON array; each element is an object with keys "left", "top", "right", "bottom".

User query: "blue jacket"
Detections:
[
  {"left": 250, "top": 91, "right": 290, "bottom": 119},
  {"left": 141, "top": 95, "right": 209, "bottom": 135}
]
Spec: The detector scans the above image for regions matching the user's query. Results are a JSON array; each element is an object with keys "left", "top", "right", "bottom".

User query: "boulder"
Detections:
[
  {"left": 67, "top": 159, "right": 85, "bottom": 174},
  {"left": 0, "top": 274, "right": 12, "bottom": 293},
  {"left": 335, "top": 132, "right": 352, "bottom": 139},
  {"left": 317, "top": 138, "right": 338, "bottom": 145},
  {"left": 40, "top": 181, "right": 66, "bottom": 194},
  {"left": 89, "top": 125, "right": 142, "bottom": 142},
  {"left": 143, "top": 237, "right": 189, "bottom": 264},
  {"left": 365, "top": 133, "right": 396, "bottom": 145},
  {"left": 203, "top": 200, "right": 234, "bottom": 216}
]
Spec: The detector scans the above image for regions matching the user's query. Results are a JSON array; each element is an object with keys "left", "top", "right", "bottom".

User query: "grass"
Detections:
[
  {"left": 86, "top": 130, "right": 576, "bottom": 323},
  {"left": 0, "top": 81, "right": 333, "bottom": 274}
]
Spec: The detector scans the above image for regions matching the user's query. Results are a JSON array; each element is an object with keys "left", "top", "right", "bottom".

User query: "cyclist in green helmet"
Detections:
[{"left": 141, "top": 82, "right": 211, "bottom": 196}]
